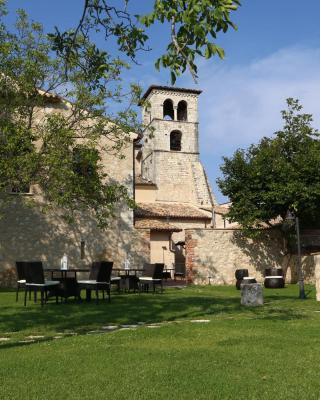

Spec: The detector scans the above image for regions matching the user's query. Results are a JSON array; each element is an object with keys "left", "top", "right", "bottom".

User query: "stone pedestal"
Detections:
[
  {"left": 241, "top": 283, "right": 263, "bottom": 307},
  {"left": 314, "top": 254, "right": 320, "bottom": 301}
]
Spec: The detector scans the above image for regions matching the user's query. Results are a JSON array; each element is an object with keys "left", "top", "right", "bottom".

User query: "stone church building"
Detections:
[{"left": 1, "top": 84, "right": 304, "bottom": 287}]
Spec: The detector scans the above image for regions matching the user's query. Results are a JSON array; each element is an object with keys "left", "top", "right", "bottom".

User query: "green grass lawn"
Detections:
[{"left": 1, "top": 285, "right": 320, "bottom": 399}]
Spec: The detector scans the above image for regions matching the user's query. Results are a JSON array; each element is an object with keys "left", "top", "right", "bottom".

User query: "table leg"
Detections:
[{"left": 86, "top": 289, "right": 92, "bottom": 302}]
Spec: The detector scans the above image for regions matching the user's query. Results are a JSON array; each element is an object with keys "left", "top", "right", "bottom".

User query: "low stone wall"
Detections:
[{"left": 185, "top": 228, "right": 316, "bottom": 285}]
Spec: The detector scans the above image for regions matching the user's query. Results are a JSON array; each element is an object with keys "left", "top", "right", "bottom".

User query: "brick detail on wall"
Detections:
[
  {"left": 184, "top": 228, "right": 319, "bottom": 285},
  {"left": 185, "top": 231, "right": 197, "bottom": 283}
]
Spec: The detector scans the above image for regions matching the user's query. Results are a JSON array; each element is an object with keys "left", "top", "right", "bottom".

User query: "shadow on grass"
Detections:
[
  {"left": 1, "top": 292, "right": 241, "bottom": 333},
  {"left": 0, "top": 286, "right": 310, "bottom": 346}
]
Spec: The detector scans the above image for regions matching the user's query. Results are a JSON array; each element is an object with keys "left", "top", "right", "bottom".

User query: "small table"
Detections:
[
  {"left": 46, "top": 268, "right": 89, "bottom": 280},
  {"left": 113, "top": 268, "right": 144, "bottom": 292},
  {"left": 45, "top": 268, "right": 90, "bottom": 301}
]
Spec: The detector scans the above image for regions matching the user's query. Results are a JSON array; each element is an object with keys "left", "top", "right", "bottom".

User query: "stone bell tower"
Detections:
[{"left": 139, "top": 85, "right": 215, "bottom": 207}]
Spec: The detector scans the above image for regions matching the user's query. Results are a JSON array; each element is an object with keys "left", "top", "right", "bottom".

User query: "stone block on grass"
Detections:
[{"left": 241, "top": 283, "right": 263, "bottom": 307}]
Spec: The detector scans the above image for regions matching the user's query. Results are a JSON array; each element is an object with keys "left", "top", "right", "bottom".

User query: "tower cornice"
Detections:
[{"left": 139, "top": 85, "right": 202, "bottom": 105}]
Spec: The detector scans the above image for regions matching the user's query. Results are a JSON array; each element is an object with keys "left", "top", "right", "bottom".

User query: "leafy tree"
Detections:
[
  {"left": 51, "top": 0, "right": 240, "bottom": 83},
  {"left": 0, "top": 5, "right": 137, "bottom": 227},
  {"left": 0, "top": 0, "right": 240, "bottom": 227},
  {"left": 217, "top": 98, "right": 320, "bottom": 233}
]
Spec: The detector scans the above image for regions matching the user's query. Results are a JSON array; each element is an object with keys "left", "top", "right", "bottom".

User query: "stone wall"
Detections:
[
  {"left": 0, "top": 123, "right": 149, "bottom": 287},
  {"left": 153, "top": 151, "right": 198, "bottom": 204},
  {"left": 184, "top": 228, "right": 316, "bottom": 285},
  {"left": 143, "top": 119, "right": 199, "bottom": 154},
  {"left": 171, "top": 219, "right": 210, "bottom": 244},
  {"left": 142, "top": 150, "right": 212, "bottom": 206},
  {"left": 0, "top": 197, "right": 150, "bottom": 287}
]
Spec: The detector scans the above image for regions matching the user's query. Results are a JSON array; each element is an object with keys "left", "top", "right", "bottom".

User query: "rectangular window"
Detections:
[{"left": 73, "top": 147, "right": 99, "bottom": 177}]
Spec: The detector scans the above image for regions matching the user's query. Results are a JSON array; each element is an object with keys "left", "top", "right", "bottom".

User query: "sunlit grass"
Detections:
[{"left": 1, "top": 285, "right": 320, "bottom": 399}]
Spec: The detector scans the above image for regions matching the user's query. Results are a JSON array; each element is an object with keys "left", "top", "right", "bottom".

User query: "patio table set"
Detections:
[{"left": 15, "top": 261, "right": 177, "bottom": 306}]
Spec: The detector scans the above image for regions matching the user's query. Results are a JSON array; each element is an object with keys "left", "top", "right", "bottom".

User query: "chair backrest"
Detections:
[
  {"left": 25, "top": 262, "right": 45, "bottom": 284},
  {"left": 142, "top": 263, "right": 164, "bottom": 279},
  {"left": 154, "top": 263, "right": 164, "bottom": 279},
  {"left": 90, "top": 261, "right": 113, "bottom": 282},
  {"left": 142, "top": 263, "right": 156, "bottom": 277},
  {"left": 15, "top": 262, "right": 28, "bottom": 280}
]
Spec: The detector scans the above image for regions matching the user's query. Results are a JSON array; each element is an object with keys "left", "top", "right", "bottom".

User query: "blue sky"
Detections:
[{"left": 5, "top": 1, "right": 320, "bottom": 202}]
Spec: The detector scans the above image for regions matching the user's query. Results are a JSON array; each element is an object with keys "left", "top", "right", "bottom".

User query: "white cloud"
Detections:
[
  {"left": 191, "top": 46, "right": 320, "bottom": 201},
  {"left": 199, "top": 46, "right": 320, "bottom": 153}
]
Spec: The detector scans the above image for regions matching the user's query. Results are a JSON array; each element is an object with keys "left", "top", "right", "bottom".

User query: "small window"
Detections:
[
  {"left": 170, "top": 130, "right": 182, "bottom": 151},
  {"left": 177, "top": 100, "right": 187, "bottom": 121},
  {"left": 163, "top": 99, "right": 174, "bottom": 120},
  {"left": 73, "top": 147, "right": 99, "bottom": 177}
]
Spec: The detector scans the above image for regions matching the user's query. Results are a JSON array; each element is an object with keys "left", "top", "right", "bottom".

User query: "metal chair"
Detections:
[
  {"left": 24, "top": 262, "right": 60, "bottom": 307},
  {"left": 111, "top": 275, "right": 121, "bottom": 292},
  {"left": 78, "top": 261, "right": 113, "bottom": 303},
  {"left": 138, "top": 263, "right": 164, "bottom": 293},
  {"left": 15, "top": 262, "right": 28, "bottom": 302}
]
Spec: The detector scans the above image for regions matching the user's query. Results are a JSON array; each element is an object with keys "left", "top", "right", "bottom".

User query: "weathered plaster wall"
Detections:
[
  {"left": 185, "top": 228, "right": 288, "bottom": 285},
  {"left": 135, "top": 186, "right": 157, "bottom": 202},
  {"left": 149, "top": 231, "right": 173, "bottom": 265}
]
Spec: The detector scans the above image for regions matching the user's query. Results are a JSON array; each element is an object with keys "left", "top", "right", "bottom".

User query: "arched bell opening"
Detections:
[
  {"left": 177, "top": 100, "right": 188, "bottom": 121},
  {"left": 163, "top": 99, "right": 174, "bottom": 120}
]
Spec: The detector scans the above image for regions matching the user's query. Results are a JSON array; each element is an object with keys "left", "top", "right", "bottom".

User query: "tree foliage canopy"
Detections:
[
  {"left": 0, "top": 0, "right": 240, "bottom": 227},
  {"left": 0, "top": 5, "right": 137, "bottom": 227},
  {"left": 51, "top": 0, "right": 240, "bottom": 83},
  {"left": 218, "top": 99, "right": 320, "bottom": 232}
]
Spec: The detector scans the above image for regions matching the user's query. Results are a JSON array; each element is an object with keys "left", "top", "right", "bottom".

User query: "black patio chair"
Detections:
[
  {"left": 174, "top": 263, "right": 186, "bottom": 280},
  {"left": 78, "top": 261, "right": 113, "bottom": 303},
  {"left": 160, "top": 263, "right": 171, "bottom": 280},
  {"left": 15, "top": 261, "right": 28, "bottom": 302},
  {"left": 24, "top": 262, "right": 60, "bottom": 307},
  {"left": 111, "top": 275, "right": 121, "bottom": 293},
  {"left": 138, "top": 263, "right": 164, "bottom": 293}
]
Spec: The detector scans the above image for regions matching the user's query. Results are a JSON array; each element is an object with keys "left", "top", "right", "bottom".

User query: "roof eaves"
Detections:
[{"left": 139, "top": 85, "right": 202, "bottom": 105}]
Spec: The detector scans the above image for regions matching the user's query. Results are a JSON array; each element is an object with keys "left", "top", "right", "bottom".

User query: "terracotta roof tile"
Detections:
[
  {"left": 135, "top": 219, "right": 182, "bottom": 232},
  {"left": 135, "top": 202, "right": 211, "bottom": 220}
]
